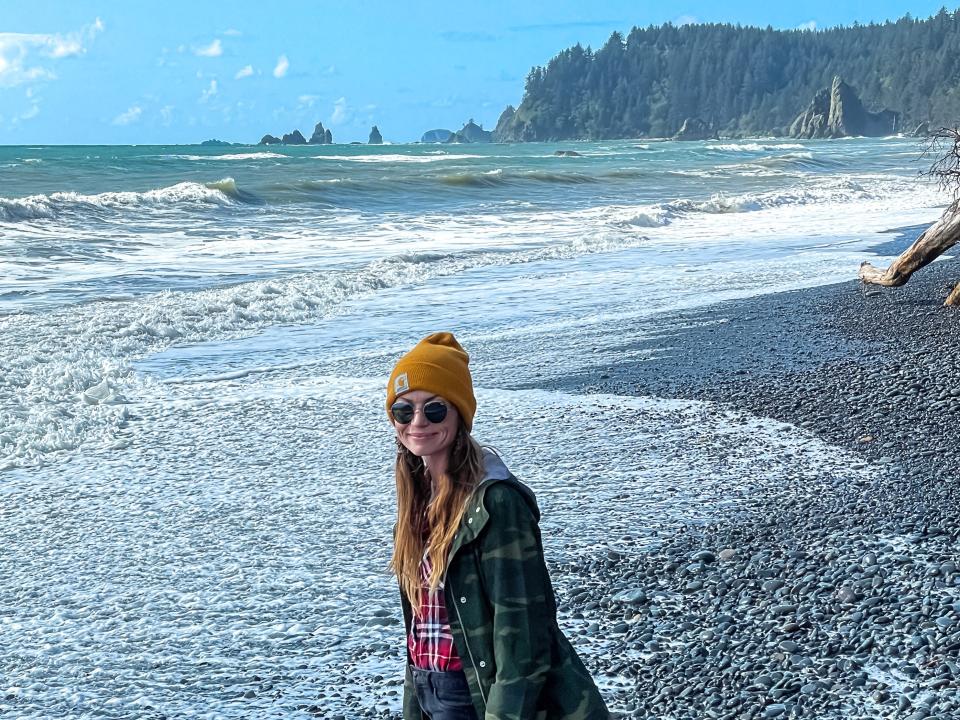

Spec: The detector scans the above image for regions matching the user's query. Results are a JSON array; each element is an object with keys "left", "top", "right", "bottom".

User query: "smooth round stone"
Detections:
[
  {"left": 763, "top": 704, "right": 787, "bottom": 718},
  {"left": 837, "top": 587, "right": 857, "bottom": 603}
]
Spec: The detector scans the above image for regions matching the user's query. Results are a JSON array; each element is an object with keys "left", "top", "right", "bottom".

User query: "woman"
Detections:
[{"left": 387, "top": 332, "right": 609, "bottom": 720}]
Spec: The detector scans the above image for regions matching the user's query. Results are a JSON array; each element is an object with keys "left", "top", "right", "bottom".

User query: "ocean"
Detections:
[{"left": 0, "top": 138, "right": 948, "bottom": 717}]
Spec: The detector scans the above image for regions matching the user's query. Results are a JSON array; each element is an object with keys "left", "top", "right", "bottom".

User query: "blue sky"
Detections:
[{"left": 0, "top": 1, "right": 952, "bottom": 144}]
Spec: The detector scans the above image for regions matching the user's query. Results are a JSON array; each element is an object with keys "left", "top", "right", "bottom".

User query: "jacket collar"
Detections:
[{"left": 446, "top": 448, "right": 530, "bottom": 564}]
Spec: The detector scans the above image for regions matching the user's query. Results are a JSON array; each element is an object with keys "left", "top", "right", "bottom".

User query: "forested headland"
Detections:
[{"left": 494, "top": 8, "right": 960, "bottom": 141}]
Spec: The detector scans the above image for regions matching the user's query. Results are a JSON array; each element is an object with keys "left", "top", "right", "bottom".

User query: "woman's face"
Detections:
[{"left": 392, "top": 390, "right": 460, "bottom": 460}]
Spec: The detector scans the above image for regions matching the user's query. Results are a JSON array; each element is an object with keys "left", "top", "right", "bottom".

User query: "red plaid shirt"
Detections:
[{"left": 408, "top": 550, "right": 463, "bottom": 671}]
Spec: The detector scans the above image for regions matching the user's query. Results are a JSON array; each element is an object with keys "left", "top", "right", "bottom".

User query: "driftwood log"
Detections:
[
  {"left": 859, "top": 127, "right": 960, "bottom": 306},
  {"left": 859, "top": 210, "right": 960, "bottom": 304}
]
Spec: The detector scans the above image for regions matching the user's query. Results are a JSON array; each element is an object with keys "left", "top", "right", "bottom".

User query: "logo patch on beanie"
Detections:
[{"left": 394, "top": 372, "right": 409, "bottom": 395}]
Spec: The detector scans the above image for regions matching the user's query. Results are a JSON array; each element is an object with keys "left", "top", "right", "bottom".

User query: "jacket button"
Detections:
[
  {"left": 475, "top": 506, "right": 481, "bottom": 513},
  {"left": 460, "top": 596, "right": 467, "bottom": 604},
  {"left": 479, "top": 660, "right": 486, "bottom": 668},
  {"left": 467, "top": 518, "right": 473, "bottom": 524}
]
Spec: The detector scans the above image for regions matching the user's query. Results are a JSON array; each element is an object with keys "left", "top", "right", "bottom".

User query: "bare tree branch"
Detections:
[{"left": 920, "top": 127, "right": 960, "bottom": 213}]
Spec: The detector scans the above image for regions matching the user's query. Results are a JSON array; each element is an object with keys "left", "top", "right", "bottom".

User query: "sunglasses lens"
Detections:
[
  {"left": 391, "top": 403, "right": 415, "bottom": 424},
  {"left": 424, "top": 401, "right": 448, "bottom": 423}
]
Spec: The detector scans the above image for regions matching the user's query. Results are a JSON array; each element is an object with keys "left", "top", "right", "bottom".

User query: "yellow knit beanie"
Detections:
[{"left": 386, "top": 332, "right": 476, "bottom": 430}]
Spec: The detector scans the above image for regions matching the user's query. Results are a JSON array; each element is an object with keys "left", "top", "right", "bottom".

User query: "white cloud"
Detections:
[
  {"left": 0, "top": 17, "right": 104, "bottom": 87},
  {"left": 797, "top": 20, "right": 817, "bottom": 31},
  {"left": 298, "top": 94, "right": 318, "bottom": 108},
  {"left": 113, "top": 105, "right": 142, "bottom": 125},
  {"left": 200, "top": 79, "right": 218, "bottom": 102},
  {"left": 235, "top": 64, "right": 253, "bottom": 79},
  {"left": 160, "top": 105, "right": 174, "bottom": 126},
  {"left": 223, "top": 29, "right": 242, "bottom": 37},
  {"left": 195, "top": 39, "right": 222, "bottom": 57},
  {"left": 330, "top": 96, "right": 349, "bottom": 125},
  {"left": 273, "top": 54, "right": 289, "bottom": 78},
  {"left": 675, "top": 15, "right": 698, "bottom": 26}
]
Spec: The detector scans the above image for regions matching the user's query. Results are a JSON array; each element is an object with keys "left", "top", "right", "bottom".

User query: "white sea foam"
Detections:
[
  {"left": 312, "top": 153, "right": 482, "bottom": 163},
  {"left": 708, "top": 143, "right": 807, "bottom": 152},
  {"left": 0, "top": 180, "right": 237, "bottom": 221},
  {"left": 611, "top": 175, "right": 927, "bottom": 229},
  {"left": 178, "top": 152, "right": 288, "bottom": 160},
  {"left": 0, "top": 223, "right": 664, "bottom": 470}
]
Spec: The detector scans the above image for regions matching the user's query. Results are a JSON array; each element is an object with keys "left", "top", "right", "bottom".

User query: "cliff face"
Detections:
[
  {"left": 492, "top": 106, "right": 515, "bottom": 142},
  {"left": 789, "top": 76, "right": 899, "bottom": 139},
  {"left": 493, "top": 104, "right": 539, "bottom": 142}
]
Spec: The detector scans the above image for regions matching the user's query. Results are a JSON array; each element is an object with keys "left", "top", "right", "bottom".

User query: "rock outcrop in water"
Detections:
[
  {"left": 789, "top": 76, "right": 899, "bottom": 139},
  {"left": 672, "top": 117, "right": 717, "bottom": 141},
  {"left": 308, "top": 122, "right": 330, "bottom": 144},
  {"left": 281, "top": 130, "right": 307, "bottom": 145},
  {"left": 421, "top": 129, "right": 454, "bottom": 143},
  {"left": 368, "top": 125, "right": 383, "bottom": 144},
  {"left": 447, "top": 119, "right": 493, "bottom": 143},
  {"left": 260, "top": 126, "right": 330, "bottom": 145}
]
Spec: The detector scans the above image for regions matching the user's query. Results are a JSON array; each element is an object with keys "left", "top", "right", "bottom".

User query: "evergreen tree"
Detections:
[{"left": 499, "top": 8, "right": 960, "bottom": 141}]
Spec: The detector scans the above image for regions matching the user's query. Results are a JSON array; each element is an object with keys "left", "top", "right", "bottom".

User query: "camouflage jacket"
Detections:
[{"left": 400, "top": 449, "right": 610, "bottom": 720}]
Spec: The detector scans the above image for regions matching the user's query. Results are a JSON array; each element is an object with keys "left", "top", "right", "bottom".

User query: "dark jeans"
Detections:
[{"left": 410, "top": 666, "right": 478, "bottom": 720}]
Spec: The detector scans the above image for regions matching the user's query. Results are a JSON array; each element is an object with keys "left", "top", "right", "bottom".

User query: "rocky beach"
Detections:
[{"left": 539, "top": 230, "right": 960, "bottom": 719}]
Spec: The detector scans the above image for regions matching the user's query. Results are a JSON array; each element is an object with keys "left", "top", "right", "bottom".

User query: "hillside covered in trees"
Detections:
[{"left": 494, "top": 8, "right": 960, "bottom": 141}]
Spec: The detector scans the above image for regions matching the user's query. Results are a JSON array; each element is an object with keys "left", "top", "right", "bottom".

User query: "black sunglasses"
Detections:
[{"left": 390, "top": 400, "right": 448, "bottom": 424}]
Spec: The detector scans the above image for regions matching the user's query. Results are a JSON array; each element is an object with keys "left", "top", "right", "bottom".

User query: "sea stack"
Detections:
[
  {"left": 369, "top": 125, "right": 383, "bottom": 144},
  {"left": 789, "top": 76, "right": 899, "bottom": 138},
  {"left": 308, "top": 122, "right": 328, "bottom": 144},
  {"left": 281, "top": 130, "right": 307, "bottom": 145}
]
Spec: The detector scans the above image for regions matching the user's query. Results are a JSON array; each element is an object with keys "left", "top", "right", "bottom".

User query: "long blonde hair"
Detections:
[{"left": 390, "top": 422, "right": 485, "bottom": 613}]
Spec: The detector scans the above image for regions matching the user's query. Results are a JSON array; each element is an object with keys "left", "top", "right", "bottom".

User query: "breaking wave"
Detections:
[{"left": 0, "top": 179, "right": 242, "bottom": 221}]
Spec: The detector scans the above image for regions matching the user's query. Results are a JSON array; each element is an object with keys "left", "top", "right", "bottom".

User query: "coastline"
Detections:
[{"left": 545, "top": 244, "right": 960, "bottom": 718}]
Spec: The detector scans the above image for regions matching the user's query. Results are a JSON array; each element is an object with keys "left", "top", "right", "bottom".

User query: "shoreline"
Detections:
[{"left": 546, "top": 254, "right": 960, "bottom": 718}]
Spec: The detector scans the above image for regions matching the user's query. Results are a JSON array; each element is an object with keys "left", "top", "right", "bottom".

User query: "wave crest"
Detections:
[{"left": 0, "top": 180, "right": 239, "bottom": 222}]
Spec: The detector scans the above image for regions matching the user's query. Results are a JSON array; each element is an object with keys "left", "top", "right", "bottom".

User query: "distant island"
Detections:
[
  {"left": 418, "top": 119, "right": 493, "bottom": 143},
  {"left": 492, "top": 8, "right": 960, "bottom": 141}
]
